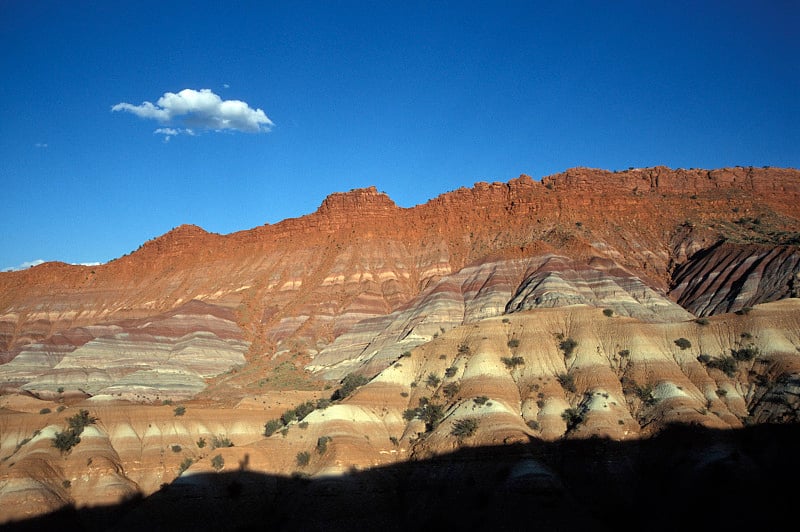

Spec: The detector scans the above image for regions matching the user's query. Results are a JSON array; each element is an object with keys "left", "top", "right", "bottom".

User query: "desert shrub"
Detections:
[
  {"left": 444, "top": 366, "right": 458, "bottom": 378},
  {"left": 694, "top": 318, "right": 709, "bottom": 326},
  {"left": 56, "top": 405, "right": 66, "bottom": 412},
  {"left": 210, "top": 434, "right": 233, "bottom": 449},
  {"left": 401, "top": 351, "right": 412, "bottom": 358},
  {"left": 264, "top": 419, "right": 283, "bottom": 436},
  {"left": 404, "top": 398, "right": 444, "bottom": 431},
  {"left": 52, "top": 430, "right": 81, "bottom": 454},
  {"left": 197, "top": 437, "right": 206, "bottom": 448},
  {"left": 68, "top": 410, "right": 97, "bottom": 432},
  {"left": 501, "top": 356, "right": 524, "bottom": 369},
  {"left": 559, "top": 338, "right": 578, "bottom": 357},
  {"left": 426, "top": 373, "right": 441, "bottom": 388},
  {"left": 315, "top": 398, "right": 331, "bottom": 410},
  {"left": 210, "top": 454, "right": 224, "bottom": 471},
  {"left": 708, "top": 356, "right": 738, "bottom": 377},
  {"left": 473, "top": 396, "right": 489, "bottom": 405},
  {"left": 502, "top": 318, "right": 510, "bottom": 323},
  {"left": 298, "top": 421, "right": 309, "bottom": 429},
  {"left": 178, "top": 457, "right": 194, "bottom": 475},
  {"left": 618, "top": 349, "right": 630, "bottom": 357},
  {"left": 162, "top": 399, "right": 173, "bottom": 406},
  {"left": 316, "top": 436, "right": 332, "bottom": 455},
  {"left": 697, "top": 353, "right": 712, "bottom": 364},
  {"left": 173, "top": 405, "right": 186, "bottom": 416},
  {"left": 39, "top": 408, "right": 51, "bottom": 415},
  {"left": 402, "top": 408, "right": 418, "bottom": 421},
  {"left": 731, "top": 345, "right": 759, "bottom": 361},
  {"left": 451, "top": 418, "right": 479, "bottom": 439},
  {"left": 332, "top": 373, "right": 369, "bottom": 400},
  {"left": 507, "top": 338, "right": 520, "bottom": 348},
  {"left": 603, "top": 308, "right": 614, "bottom": 317},
  {"left": 171, "top": 444, "right": 182, "bottom": 453},
  {"left": 561, "top": 408, "right": 584, "bottom": 431},
  {"left": 636, "top": 384, "right": 657, "bottom": 406},
  {"left": 674, "top": 338, "right": 692, "bottom": 350},
  {"left": 389, "top": 436, "right": 399, "bottom": 446},
  {"left": 734, "top": 307, "right": 753, "bottom": 315},
  {"left": 294, "top": 401, "right": 316, "bottom": 421},
  {"left": 526, "top": 420, "right": 540, "bottom": 430},
  {"left": 443, "top": 382, "right": 460, "bottom": 398},
  {"left": 296, "top": 451, "right": 310, "bottom": 467},
  {"left": 458, "top": 343, "right": 470, "bottom": 355},
  {"left": 556, "top": 373, "right": 576, "bottom": 393},
  {"left": 280, "top": 408, "right": 298, "bottom": 425}
]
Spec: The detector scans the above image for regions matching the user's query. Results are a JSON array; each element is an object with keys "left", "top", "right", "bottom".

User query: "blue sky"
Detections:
[{"left": 1, "top": 1, "right": 798, "bottom": 271}]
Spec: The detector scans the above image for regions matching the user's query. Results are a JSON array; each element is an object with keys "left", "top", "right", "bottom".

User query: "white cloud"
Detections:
[
  {"left": 2, "top": 259, "right": 44, "bottom": 272},
  {"left": 35, "top": 143, "right": 48, "bottom": 148},
  {"left": 112, "top": 88, "right": 274, "bottom": 136}
]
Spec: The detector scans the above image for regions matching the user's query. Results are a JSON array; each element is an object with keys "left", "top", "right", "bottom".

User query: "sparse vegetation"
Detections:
[
  {"left": 451, "top": 418, "right": 479, "bottom": 440},
  {"left": 694, "top": 318, "right": 709, "bottom": 326},
  {"left": 296, "top": 451, "right": 310, "bottom": 467},
  {"left": 561, "top": 408, "right": 584, "bottom": 431},
  {"left": 52, "top": 409, "right": 98, "bottom": 455},
  {"left": 602, "top": 308, "right": 614, "bottom": 317},
  {"left": 526, "top": 420, "right": 540, "bottom": 430},
  {"left": 618, "top": 349, "right": 630, "bottom": 357},
  {"left": 706, "top": 356, "right": 739, "bottom": 377},
  {"left": 501, "top": 355, "right": 524, "bottom": 369},
  {"left": 735, "top": 306, "right": 754, "bottom": 316},
  {"left": 507, "top": 338, "right": 520, "bottom": 348},
  {"left": 731, "top": 345, "right": 759, "bottom": 361},
  {"left": 332, "top": 373, "right": 369, "bottom": 400},
  {"left": 444, "top": 366, "right": 458, "bottom": 378},
  {"left": 197, "top": 437, "right": 206, "bottom": 448},
  {"left": 173, "top": 405, "right": 186, "bottom": 416},
  {"left": 473, "top": 396, "right": 489, "bottom": 405},
  {"left": 210, "top": 434, "right": 233, "bottom": 449},
  {"left": 171, "top": 444, "right": 182, "bottom": 453},
  {"left": 674, "top": 338, "right": 692, "bottom": 350},
  {"left": 443, "top": 382, "right": 460, "bottom": 398},
  {"left": 559, "top": 337, "right": 578, "bottom": 357},
  {"left": 458, "top": 342, "right": 470, "bottom": 355},
  {"left": 404, "top": 398, "right": 445, "bottom": 431},
  {"left": 556, "top": 372, "right": 576, "bottom": 393},
  {"left": 210, "top": 454, "right": 224, "bottom": 471},
  {"left": 39, "top": 408, "right": 51, "bottom": 415},
  {"left": 264, "top": 419, "right": 283, "bottom": 437},
  {"left": 426, "top": 373, "right": 441, "bottom": 388},
  {"left": 178, "top": 457, "right": 194, "bottom": 475},
  {"left": 316, "top": 436, "right": 332, "bottom": 455}
]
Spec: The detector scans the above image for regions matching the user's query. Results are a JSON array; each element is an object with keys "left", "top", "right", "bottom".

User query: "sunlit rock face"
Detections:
[
  {"left": 0, "top": 167, "right": 799, "bottom": 528},
  {"left": 0, "top": 300, "right": 248, "bottom": 401}
]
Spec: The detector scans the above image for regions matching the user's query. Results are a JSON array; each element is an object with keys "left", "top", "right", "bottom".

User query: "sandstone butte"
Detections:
[{"left": 0, "top": 165, "right": 799, "bottom": 531}]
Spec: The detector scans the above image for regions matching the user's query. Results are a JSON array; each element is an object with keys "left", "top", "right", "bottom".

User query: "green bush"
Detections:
[
  {"left": 178, "top": 457, "right": 194, "bottom": 475},
  {"left": 296, "top": 451, "right": 310, "bottom": 467},
  {"left": 210, "top": 454, "right": 224, "bottom": 471},
  {"left": 731, "top": 345, "right": 759, "bottom": 361},
  {"left": 426, "top": 373, "right": 441, "bottom": 388},
  {"left": 315, "top": 398, "right": 331, "bottom": 410},
  {"left": 507, "top": 338, "right": 520, "bottom": 348},
  {"left": 171, "top": 444, "right": 182, "bottom": 453},
  {"left": 173, "top": 405, "right": 186, "bottom": 416},
  {"left": 602, "top": 308, "right": 614, "bottom": 317},
  {"left": 210, "top": 434, "right": 233, "bottom": 449},
  {"left": 444, "top": 366, "right": 458, "bottom": 378},
  {"left": 708, "top": 356, "right": 738, "bottom": 377},
  {"left": 316, "top": 436, "right": 332, "bottom": 455},
  {"left": 197, "top": 437, "right": 207, "bottom": 448},
  {"left": 501, "top": 356, "right": 524, "bottom": 369},
  {"left": 557, "top": 373, "right": 576, "bottom": 393},
  {"left": 559, "top": 338, "right": 578, "bottom": 357},
  {"left": 561, "top": 408, "right": 584, "bottom": 431},
  {"left": 451, "top": 418, "right": 479, "bottom": 439},
  {"left": 333, "top": 373, "right": 369, "bottom": 400},
  {"left": 52, "top": 430, "right": 81, "bottom": 454},
  {"left": 264, "top": 419, "right": 283, "bottom": 437},
  {"left": 443, "top": 382, "right": 460, "bottom": 398},
  {"left": 674, "top": 338, "right": 692, "bottom": 350},
  {"left": 67, "top": 410, "right": 97, "bottom": 432}
]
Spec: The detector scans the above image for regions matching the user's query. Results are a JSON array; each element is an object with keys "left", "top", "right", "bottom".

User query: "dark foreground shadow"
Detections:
[{"left": 3, "top": 422, "right": 798, "bottom": 532}]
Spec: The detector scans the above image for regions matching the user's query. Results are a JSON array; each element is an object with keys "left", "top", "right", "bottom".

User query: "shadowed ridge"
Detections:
[{"left": 2, "top": 422, "right": 797, "bottom": 532}]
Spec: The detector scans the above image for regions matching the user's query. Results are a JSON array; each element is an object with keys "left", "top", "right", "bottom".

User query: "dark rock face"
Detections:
[{"left": 670, "top": 243, "right": 800, "bottom": 316}]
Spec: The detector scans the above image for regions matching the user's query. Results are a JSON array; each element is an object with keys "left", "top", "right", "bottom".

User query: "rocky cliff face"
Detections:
[{"left": 1, "top": 166, "right": 799, "bottom": 527}]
